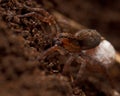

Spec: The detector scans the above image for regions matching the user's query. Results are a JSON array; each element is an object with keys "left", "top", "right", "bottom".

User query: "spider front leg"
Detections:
[
  {"left": 62, "top": 55, "right": 75, "bottom": 75},
  {"left": 39, "top": 45, "right": 66, "bottom": 61}
]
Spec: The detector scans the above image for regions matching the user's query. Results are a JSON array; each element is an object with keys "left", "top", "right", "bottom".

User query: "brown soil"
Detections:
[{"left": 0, "top": 0, "right": 120, "bottom": 96}]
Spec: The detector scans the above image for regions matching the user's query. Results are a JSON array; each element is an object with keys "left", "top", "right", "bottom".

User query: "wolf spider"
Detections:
[{"left": 39, "top": 28, "right": 116, "bottom": 90}]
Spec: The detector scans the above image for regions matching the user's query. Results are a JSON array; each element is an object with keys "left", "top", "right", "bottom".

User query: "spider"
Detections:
[{"left": 39, "top": 28, "right": 116, "bottom": 88}]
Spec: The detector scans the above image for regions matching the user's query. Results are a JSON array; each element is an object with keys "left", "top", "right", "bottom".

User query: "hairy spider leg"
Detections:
[{"left": 39, "top": 45, "right": 66, "bottom": 61}]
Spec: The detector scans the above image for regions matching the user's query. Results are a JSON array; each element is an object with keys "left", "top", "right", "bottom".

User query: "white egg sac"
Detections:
[{"left": 82, "top": 40, "right": 116, "bottom": 68}]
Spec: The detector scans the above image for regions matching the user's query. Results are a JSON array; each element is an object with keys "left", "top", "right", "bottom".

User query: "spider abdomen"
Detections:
[{"left": 75, "top": 29, "right": 101, "bottom": 50}]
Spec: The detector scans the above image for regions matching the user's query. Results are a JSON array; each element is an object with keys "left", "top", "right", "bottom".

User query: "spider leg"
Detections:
[
  {"left": 73, "top": 56, "right": 87, "bottom": 86},
  {"left": 39, "top": 45, "right": 66, "bottom": 61},
  {"left": 62, "top": 55, "right": 75, "bottom": 75}
]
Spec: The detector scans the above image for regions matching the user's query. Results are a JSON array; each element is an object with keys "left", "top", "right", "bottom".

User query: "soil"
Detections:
[{"left": 0, "top": 0, "right": 120, "bottom": 96}]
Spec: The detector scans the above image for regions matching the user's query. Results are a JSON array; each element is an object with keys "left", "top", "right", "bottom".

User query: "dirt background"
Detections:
[{"left": 0, "top": 0, "right": 120, "bottom": 96}]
